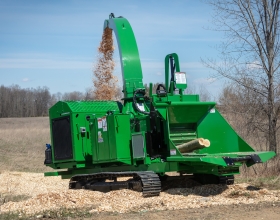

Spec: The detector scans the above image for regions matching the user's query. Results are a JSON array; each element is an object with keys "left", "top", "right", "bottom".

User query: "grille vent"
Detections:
[{"left": 52, "top": 116, "right": 73, "bottom": 160}]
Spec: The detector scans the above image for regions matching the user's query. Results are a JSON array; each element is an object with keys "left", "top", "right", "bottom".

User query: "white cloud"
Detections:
[
  {"left": 0, "top": 54, "right": 92, "bottom": 69},
  {"left": 180, "top": 62, "right": 206, "bottom": 69},
  {"left": 156, "top": 72, "right": 162, "bottom": 76},
  {"left": 140, "top": 61, "right": 206, "bottom": 70},
  {"left": 194, "top": 77, "right": 217, "bottom": 84},
  {"left": 22, "top": 78, "right": 29, "bottom": 82},
  {"left": 247, "top": 61, "right": 262, "bottom": 70}
]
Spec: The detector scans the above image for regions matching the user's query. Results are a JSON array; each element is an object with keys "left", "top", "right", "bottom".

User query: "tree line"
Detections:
[{"left": 0, "top": 85, "right": 95, "bottom": 118}]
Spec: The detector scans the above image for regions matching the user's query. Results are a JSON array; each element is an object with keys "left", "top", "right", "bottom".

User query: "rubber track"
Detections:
[
  {"left": 219, "top": 175, "right": 234, "bottom": 185},
  {"left": 137, "top": 172, "right": 161, "bottom": 197},
  {"left": 69, "top": 171, "right": 161, "bottom": 197}
]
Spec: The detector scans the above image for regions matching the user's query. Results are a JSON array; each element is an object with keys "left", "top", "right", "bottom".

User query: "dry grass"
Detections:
[
  {"left": 0, "top": 117, "right": 53, "bottom": 173},
  {"left": 236, "top": 175, "right": 280, "bottom": 190}
]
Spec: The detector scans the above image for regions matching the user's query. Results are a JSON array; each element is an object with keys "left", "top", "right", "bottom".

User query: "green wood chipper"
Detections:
[{"left": 44, "top": 14, "right": 276, "bottom": 197}]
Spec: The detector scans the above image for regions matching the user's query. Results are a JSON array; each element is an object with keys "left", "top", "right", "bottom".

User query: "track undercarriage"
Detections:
[
  {"left": 69, "top": 171, "right": 235, "bottom": 196},
  {"left": 69, "top": 171, "right": 162, "bottom": 197}
]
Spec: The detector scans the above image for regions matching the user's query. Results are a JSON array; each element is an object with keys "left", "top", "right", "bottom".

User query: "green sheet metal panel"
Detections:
[
  {"left": 91, "top": 116, "right": 116, "bottom": 162},
  {"left": 104, "top": 17, "right": 143, "bottom": 98},
  {"left": 114, "top": 114, "right": 131, "bottom": 164},
  {"left": 181, "top": 94, "right": 200, "bottom": 102},
  {"left": 96, "top": 118, "right": 114, "bottom": 162},
  {"left": 250, "top": 151, "right": 276, "bottom": 163},
  {"left": 91, "top": 114, "right": 131, "bottom": 165},
  {"left": 90, "top": 118, "right": 98, "bottom": 162},
  {"left": 167, "top": 102, "right": 215, "bottom": 124},
  {"left": 197, "top": 108, "right": 254, "bottom": 153},
  {"left": 156, "top": 107, "right": 167, "bottom": 120},
  {"left": 66, "top": 101, "right": 120, "bottom": 113},
  {"left": 49, "top": 101, "right": 120, "bottom": 167},
  {"left": 49, "top": 101, "right": 120, "bottom": 118},
  {"left": 49, "top": 101, "right": 71, "bottom": 119},
  {"left": 166, "top": 156, "right": 227, "bottom": 166}
]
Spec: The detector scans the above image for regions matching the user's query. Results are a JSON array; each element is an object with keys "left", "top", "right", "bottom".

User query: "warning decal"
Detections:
[
  {"left": 98, "top": 118, "right": 102, "bottom": 129},
  {"left": 98, "top": 131, "right": 103, "bottom": 143},
  {"left": 102, "top": 117, "right": 107, "bottom": 131}
]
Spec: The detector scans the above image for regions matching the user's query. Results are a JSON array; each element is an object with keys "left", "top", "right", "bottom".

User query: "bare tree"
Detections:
[
  {"left": 50, "top": 92, "right": 63, "bottom": 106},
  {"left": 62, "top": 91, "right": 85, "bottom": 101},
  {"left": 219, "top": 82, "right": 269, "bottom": 146},
  {"left": 184, "top": 84, "right": 212, "bottom": 101},
  {"left": 84, "top": 87, "right": 94, "bottom": 100},
  {"left": 203, "top": 0, "right": 280, "bottom": 153}
]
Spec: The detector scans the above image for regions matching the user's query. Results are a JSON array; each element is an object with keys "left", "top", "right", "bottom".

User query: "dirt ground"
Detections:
[{"left": 88, "top": 201, "right": 280, "bottom": 220}]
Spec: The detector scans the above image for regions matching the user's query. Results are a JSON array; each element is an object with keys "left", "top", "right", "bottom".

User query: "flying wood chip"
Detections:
[{"left": 93, "top": 27, "right": 119, "bottom": 100}]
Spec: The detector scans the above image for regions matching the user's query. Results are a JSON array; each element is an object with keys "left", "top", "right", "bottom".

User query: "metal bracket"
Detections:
[
  {"left": 223, "top": 157, "right": 235, "bottom": 166},
  {"left": 250, "top": 154, "right": 262, "bottom": 163},
  {"left": 223, "top": 154, "right": 262, "bottom": 166}
]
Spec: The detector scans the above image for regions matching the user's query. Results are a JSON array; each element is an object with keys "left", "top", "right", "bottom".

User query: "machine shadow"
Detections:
[{"left": 161, "top": 175, "right": 229, "bottom": 197}]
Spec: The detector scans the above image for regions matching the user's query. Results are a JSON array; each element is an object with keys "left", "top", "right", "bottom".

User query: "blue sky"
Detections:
[{"left": 0, "top": 0, "right": 224, "bottom": 99}]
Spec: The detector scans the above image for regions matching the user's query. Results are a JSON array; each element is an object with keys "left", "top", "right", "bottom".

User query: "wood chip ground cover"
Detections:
[{"left": 0, "top": 172, "right": 280, "bottom": 216}]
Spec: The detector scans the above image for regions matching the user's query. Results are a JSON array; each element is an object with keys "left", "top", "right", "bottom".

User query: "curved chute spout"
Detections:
[{"left": 104, "top": 15, "right": 144, "bottom": 99}]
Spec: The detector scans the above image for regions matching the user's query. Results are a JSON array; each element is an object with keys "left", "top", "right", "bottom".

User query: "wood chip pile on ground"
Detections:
[{"left": 1, "top": 172, "right": 280, "bottom": 215}]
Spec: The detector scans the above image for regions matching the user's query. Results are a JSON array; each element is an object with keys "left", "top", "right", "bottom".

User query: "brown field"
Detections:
[
  {"left": 0, "top": 117, "right": 53, "bottom": 173},
  {"left": 0, "top": 117, "right": 280, "bottom": 219}
]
